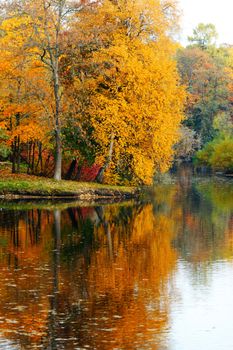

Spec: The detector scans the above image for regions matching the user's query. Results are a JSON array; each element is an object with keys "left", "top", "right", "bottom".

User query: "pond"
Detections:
[{"left": 0, "top": 175, "right": 233, "bottom": 349}]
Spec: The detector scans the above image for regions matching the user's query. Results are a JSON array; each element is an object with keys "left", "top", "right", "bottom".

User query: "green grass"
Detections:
[{"left": 0, "top": 177, "right": 136, "bottom": 197}]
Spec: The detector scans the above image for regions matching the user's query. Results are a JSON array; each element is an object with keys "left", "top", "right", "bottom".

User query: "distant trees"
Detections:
[
  {"left": 174, "top": 126, "right": 200, "bottom": 162},
  {"left": 176, "top": 23, "right": 233, "bottom": 168},
  {"left": 177, "top": 46, "right": 231, "bottom": 144},
  {"left": 177, "top": 23, "right": 233, "bottom": 172},
  {"left": 188, "top": 23, "right": 218, "bottom": 50}
]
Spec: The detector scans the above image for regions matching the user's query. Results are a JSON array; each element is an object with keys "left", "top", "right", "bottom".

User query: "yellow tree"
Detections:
[
  {"left": 0, "top": 0, "right": 84, "bottom": 179},
  {"left": 71, "top": 0, "right": 186, "bottom": 185},
  {"left": 0, "top": 14, "right": 51, "bottom": 173},
  {"left": 0, "top": 0, "right": 185, "bottom": 183}
]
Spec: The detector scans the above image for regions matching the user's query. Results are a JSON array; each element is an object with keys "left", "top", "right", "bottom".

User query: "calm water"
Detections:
[{"left": 0, "top": 175, "right": 233, "bottom": 349}]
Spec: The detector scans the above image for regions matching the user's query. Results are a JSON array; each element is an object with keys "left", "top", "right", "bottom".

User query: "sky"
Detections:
[{"left": 178, "top": 0, "right": 233, "bottom": 46}]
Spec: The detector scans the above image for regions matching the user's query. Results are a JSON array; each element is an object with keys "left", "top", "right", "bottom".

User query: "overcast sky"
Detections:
[{"left": 178, "top": 0, "right": 233, "bottom": 46}]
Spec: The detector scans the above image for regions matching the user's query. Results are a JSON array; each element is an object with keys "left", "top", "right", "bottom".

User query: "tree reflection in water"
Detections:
[{"left": 0, "top": 175, "right": 232, "bottom": 349}]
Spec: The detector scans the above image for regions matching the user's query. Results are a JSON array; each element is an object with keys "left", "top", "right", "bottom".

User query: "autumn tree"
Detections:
[
  {"left": 0, "top": 0, "right": 186, "bottom": 184},
  {"left": 67, "top": 0, "right": 185, "bottom": 185},
  {"left": 177, "top": 45, "right": 232, "bottom": 144},
  {"left": 25, "top": 0, "right": 73, "bottom": 180},
  {"left": 0, "top": 13, "right": 51, "bottom": 173},
  {"left": 0, "top": 0, "right": 86, "bottom": 179},
  {"left": 177, "top": 22, "right": 233, "bottom": 159}
]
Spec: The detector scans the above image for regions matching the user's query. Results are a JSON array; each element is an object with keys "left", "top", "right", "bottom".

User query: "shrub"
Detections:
[
  {"left": 195, "top": 137, "right": 233, "bottom": 173},
  {"left": 194, "top": 141, "right": 215, "bottom": 167},
  {"left": 210, "top": 139, "right": 233, "bottom": 172}
]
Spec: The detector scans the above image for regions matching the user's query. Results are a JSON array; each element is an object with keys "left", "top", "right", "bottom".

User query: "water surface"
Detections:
[{"left": 0, "top": 175, "right": 233, "bottom": 349}]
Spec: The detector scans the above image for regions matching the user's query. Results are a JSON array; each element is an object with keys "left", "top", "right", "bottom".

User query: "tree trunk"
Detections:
[
  {"left": 53, "top": 59, "right": 62, "bottom": 181},
  {"left": 16, "top": 136, "right": 20, "bottom": 173},
  {"left": 44, "top": 154, "right": 51, "bottom": 176},
  {"left": 31, "top": 142, "right": 35, "bottom": 174},
  {"left": 53, "top": 62, "right": 62, "bottom": 180},
  {"left": 41, "top": 0, "right": 64, "bottom": 181},
  {"left": 65, "top": 159, "right": 77, "bottom": 180},
  {"left": 38, "top": 142, "right": 43, "bottom": 174},
  {"left": 75, "top": 163, "right": 82, "bottom": 181},
  {"left": 54, "top": 129, "right": 62, "bottom": 180},
  {"left": 27, "top": 141, "right": 32, "bottom": 174},
  {"left": 16, "top": 136, "right": 21, "bottom": 173},
  {"left": 96, "top": 133, "right": 114, "bottom": 183},
  {"left": 11, "top": 139, "right": 17, "bottom": 174}
]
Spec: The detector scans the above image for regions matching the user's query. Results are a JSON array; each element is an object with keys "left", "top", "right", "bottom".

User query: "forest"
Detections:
[{"left": 0, "top": 0, "right": 232, "bottom": 186}]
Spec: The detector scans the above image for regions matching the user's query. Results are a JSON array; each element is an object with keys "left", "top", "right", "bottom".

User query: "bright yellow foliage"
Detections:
[
  {"left": 75, "top": 0, "right": 186, "bottom": 185},
  {"left": 0, "top": 0, "right": 185, "bottom": 183},
  {"left": 0, "top": 15, "right": 51, "bottom": 145}
]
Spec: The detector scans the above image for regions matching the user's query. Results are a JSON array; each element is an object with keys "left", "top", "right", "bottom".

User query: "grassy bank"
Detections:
[{"left": 0, "top": 171, "right": 137, "bottom": 200}]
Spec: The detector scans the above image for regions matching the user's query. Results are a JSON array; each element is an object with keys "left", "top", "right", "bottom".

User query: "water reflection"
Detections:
[
  {"left": 174, "top": 178, "right": 233, "bottom": 264},
  {"left": 0, "top": 175, "right": 232, "bottom": 349}
]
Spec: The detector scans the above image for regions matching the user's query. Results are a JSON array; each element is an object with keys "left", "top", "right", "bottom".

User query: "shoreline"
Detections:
[
  {"left": 0, "top": 174, "right": 139, "bottom": 201},
  {"left": 0, "top": 197, "right": 136, "bottom": 211},
  {"left": 0, "top": 189, "right": 137, "bottom": 200}
]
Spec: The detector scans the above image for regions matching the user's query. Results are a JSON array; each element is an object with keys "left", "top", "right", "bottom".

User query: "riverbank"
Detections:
[{"left": 0, "top": 171, "right": 138, "bottom": 200}]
